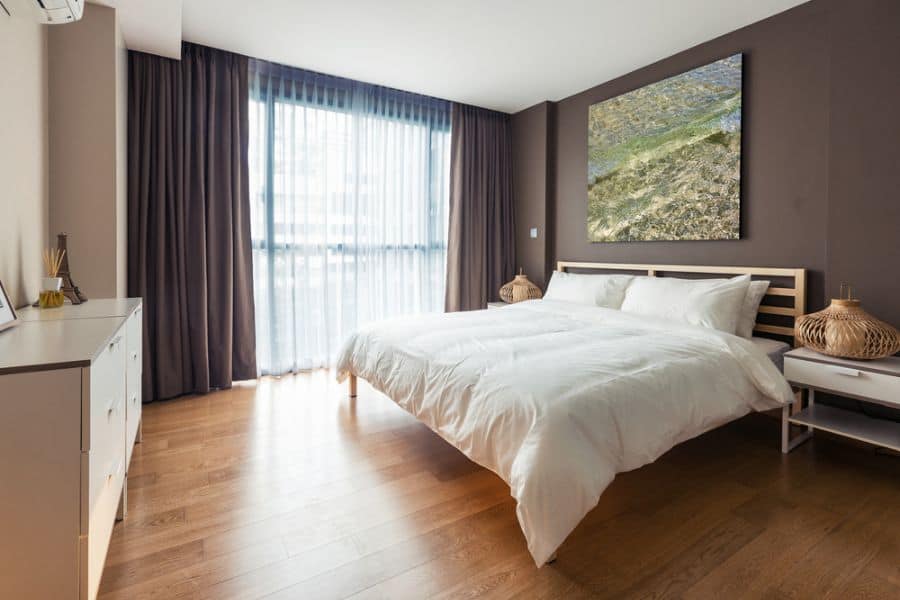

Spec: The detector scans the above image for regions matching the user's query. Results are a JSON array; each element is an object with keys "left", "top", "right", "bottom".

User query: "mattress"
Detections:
[{"left": 751, "top": 336, "right": 791, "bottom": 372}]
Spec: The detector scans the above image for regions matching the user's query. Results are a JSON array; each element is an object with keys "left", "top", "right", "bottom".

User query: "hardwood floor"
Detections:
[{"left": 100, "top": 372, "right": 900, "bottom": 599}]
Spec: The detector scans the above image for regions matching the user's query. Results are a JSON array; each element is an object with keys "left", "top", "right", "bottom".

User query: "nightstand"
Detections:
[
  {"left": 487, "top": 302, "right": 507, "bottom": 309},
  {"left": 782, "top": 347, "right": 900, "bottom": 454}
]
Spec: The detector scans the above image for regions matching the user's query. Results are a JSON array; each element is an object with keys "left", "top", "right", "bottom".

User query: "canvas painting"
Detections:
[{"left": 587, "top": 54, "right": 742, "bottom": 242}]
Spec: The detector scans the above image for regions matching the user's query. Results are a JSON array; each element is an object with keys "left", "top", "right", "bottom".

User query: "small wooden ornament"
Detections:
[
  {"left": 56, "top": 233, "right": 87, "bottom": 305},
  {"left": 499, "top": 269, "right": 543, "bottom": 304},
  {"left": 795, "top": 284, "right": 900, "bottom": 360}
]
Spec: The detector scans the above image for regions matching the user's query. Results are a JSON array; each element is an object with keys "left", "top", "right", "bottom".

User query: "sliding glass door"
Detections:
[{"left": 248, "top": 62, "right": 451, "bottom": 374}]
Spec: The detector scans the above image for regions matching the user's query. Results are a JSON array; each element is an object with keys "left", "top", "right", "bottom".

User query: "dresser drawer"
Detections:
[
  {"left": 125, "top": 388, "right": 141, "bottom": 466},
  {"left": 126, "top": 306, "right": 142, "bottom": 388},
  {"left": 88, "top": 331, "right": 127, "bottom": 511},
  {"left": 86, "top": 448, "right": 125, "bottom": 600},
  {"left": 125, "top": 309, "right": 143, "bottom": 465},
  {"left": 125, "top": 307, "right": 144, "bottom": 470},
  {"left": 785, "top": 357, "right": 900, "bottom": 407},
  {"left": 87, "top": 332, "right": 126, "bottom": 449},
  {"left": 87, "top": 425, "right": 125, "bottom": 516}
]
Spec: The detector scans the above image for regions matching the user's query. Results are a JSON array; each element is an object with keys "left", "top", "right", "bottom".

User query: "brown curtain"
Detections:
[
  {"left": 128, "top": 43, "right": 257, "bottom": 402},
  {"left": 445, "top": 103, "right": 515, "bottom": 311}
]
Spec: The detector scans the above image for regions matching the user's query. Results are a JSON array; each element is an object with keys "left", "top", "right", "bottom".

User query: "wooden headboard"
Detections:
[{"left": 556, "top": 262, "right": 807, "bottom": 345}]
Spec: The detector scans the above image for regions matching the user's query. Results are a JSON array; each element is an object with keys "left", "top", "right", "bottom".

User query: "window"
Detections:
[{"left": 249, "top": 61, "right": 451, "bottom": 374}]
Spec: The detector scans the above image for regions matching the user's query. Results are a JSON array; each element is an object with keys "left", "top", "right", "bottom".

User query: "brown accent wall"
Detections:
[
  {"left": 511, "top": 102, "right": 554, "bottom": 289},
  {"left": 825, "top": 0, "right": 900, "bottom": 328},
  {"left": 511, "top": 0, "right": 900, "bottom": 326}
]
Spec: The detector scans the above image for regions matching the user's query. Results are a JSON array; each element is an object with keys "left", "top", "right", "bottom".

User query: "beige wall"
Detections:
[
  {"left": 0, "top": 16, "right": 49, "bottom": 308},
  {"left": 49, "top": 3, "right": 127, "bottom": 299}
]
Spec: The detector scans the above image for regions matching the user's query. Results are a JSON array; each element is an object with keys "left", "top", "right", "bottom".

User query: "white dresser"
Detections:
[{"left": 0, "top": 299, "right": 143, "bottom": 600}]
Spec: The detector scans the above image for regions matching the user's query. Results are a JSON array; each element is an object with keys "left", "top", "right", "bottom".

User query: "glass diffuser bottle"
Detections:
[{"left": 39, "top": 248, "right": 66, "bottom": 308}]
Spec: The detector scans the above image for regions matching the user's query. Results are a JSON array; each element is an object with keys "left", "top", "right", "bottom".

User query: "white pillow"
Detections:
[
  {"left": 620, "top": 274, "right": 751, "bottom": 334},
  {"left": 736, "top": 280, "right": 770, "bottom": 339},
  {"left": 544, "top": 271, "right": 634, "bottom": 308}
]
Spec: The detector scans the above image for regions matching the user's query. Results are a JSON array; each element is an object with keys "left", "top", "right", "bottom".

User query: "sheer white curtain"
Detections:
[{"left": 248, "top": 61, "right": 451, "bottom": 374}]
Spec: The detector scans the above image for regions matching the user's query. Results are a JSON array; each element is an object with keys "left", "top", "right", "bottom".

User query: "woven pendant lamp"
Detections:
[
  {"left": 796, "top": 284, "right": 900, "bottom": 360},
  {"left": 499, "top": 269, "right": 543, "bottom": 304}
]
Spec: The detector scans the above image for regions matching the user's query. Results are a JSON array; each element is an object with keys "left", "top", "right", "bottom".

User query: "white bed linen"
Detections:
[
  {"left": 620, "top": 274, "right": 750, "bottom": 334},
  {"left": 751, "top": 336, "right": 791, "bottom": 372},
  {"left": 544, "top": 271, "right": 633, "bottom": 308},
  {"left": 335, "top": 299, "right": 794, "bottom": 566}
]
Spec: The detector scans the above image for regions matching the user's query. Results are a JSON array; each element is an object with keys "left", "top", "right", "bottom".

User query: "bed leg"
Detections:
[{"left": 349, "top": 374, "right": 357, "bottom": 398}]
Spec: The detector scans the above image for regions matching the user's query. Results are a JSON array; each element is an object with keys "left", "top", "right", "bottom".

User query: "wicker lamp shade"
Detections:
[
  {"left": 499, "top": 269, "right": 543, "bottom": 304},
  {"left": 796, "top": 289, "right": 900, "bottom": 360}
]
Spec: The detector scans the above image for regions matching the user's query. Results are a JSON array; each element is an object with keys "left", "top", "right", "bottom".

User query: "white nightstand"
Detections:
[
  {"left": 487, "top": 302, "right": 507, "bottom": 309},
  {"left": 782, "top": 347, "right": 900, "bottom": 454}
]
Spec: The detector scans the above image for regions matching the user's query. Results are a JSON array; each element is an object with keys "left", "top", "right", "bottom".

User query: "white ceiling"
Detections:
[
  {"left": 110, "top": 0, "right": 810, "bottom": 113},
  {"left": 94, "top": 0, "right": 182, "bottom": 58}
]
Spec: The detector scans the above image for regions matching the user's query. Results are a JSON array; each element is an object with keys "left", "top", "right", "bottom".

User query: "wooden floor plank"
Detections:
[
  {"left": 683, "top": 500, "right": 842, "bottom": 599},
  {"left": 258, "top": 504, "right": 522, "bottom": 599},
  {"left": 99, "top": 538, "right": 288, "bottom": 600},
  {"left": 768, "top": 491, "right": 895, "bottom": 599},
  {"left": 346, "top": 506, "right": 525, "bottom": 599},
  {"left": 99, "top": 372, "right": 900, "bottom": 599},
  {"left": 621, "top": 514, "right": 763, "bottom": 600}
]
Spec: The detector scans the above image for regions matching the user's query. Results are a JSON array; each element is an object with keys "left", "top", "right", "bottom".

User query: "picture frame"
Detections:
[
  {"left": 587, "top": 53, "right": 743, "bottom": 242},
  {"left": 0, "top": 279, "right": 18, "bottom": 332}
]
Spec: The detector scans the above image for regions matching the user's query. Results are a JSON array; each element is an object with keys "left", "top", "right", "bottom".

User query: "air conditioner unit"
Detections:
[{"left": 1, "top": 0, "right": 84, "bottom": 24}]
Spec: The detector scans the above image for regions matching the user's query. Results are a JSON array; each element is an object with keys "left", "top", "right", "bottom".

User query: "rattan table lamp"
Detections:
[
  {"left": 499, "top": 269, "right": 543, "bottom": 304},
  {"left": 795, "top": 284, "right": 900, "bottom": 360}
]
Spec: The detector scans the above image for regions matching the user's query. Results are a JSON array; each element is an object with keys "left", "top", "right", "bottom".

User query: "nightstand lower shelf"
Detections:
[{"left": 788, "top": 403, "right": 900, "bottom": 453}]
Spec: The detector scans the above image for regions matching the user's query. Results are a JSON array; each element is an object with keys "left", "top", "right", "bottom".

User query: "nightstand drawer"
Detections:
[{"left": 785, "top": 357, "right": 900, "bottom": 407}]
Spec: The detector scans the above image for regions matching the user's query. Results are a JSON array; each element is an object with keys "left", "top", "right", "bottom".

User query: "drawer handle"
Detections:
[
  {"left": 107, "top": 396, "right": 123, "bottom": 419},
  {"left": 824, "top": 365, "right": 861, "bottom": 377},
  {"left": 131, "top": 351, "right": 139, "bottom": 361},
  {"left": 108, "top": 458, "right": 124, "bottom": 483},
  {"left": 131, "top": 393, "right": 137, "bottom": 405},
  {"left": 109, "top": 336, "right": 122, "bottom": 351}
]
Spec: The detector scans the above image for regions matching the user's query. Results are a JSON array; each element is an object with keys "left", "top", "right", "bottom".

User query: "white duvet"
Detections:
[{"left": 335, "top": 300, "right": 794, "bottom": 566}]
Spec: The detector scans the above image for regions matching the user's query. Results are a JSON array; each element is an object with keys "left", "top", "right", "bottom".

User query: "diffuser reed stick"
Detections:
[{"left": 42, "top": 247, "right": 66, "bottom": 277}]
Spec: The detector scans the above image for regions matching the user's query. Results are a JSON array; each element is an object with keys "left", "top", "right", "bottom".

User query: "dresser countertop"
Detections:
[
  {"left": 17, "top": 297, "right": 142, "bottom": 322},
  {"left": 0, "top": 318, "right": 127, "bottom": 375},
  {"left": 0, "top": 298, "right": 142, "bottom": 376}
]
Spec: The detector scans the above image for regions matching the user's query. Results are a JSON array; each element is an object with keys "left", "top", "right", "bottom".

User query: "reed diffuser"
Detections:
[{"left": 40, "top": 247, "right": 66, "bottom": 308}]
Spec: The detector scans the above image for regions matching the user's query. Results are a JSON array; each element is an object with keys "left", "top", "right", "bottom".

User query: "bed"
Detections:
[{"left": 336, "top": 262, "right": 806, "bottom": 566}]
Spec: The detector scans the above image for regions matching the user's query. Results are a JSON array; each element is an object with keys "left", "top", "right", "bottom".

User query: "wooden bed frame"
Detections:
[
  {"left": 556, "top": 261, "right": 806, "bottom": 343},
  {"left": 348, "top": 260, "right": 807, "bottom": 393}
]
